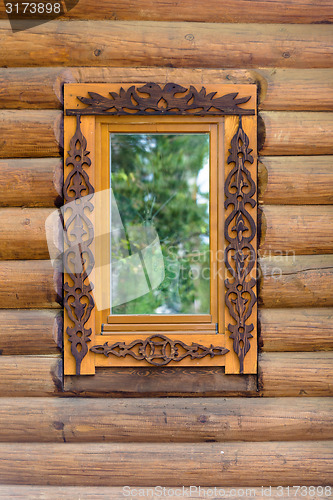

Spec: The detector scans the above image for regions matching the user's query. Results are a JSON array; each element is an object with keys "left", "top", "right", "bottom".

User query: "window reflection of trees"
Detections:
[{"left": 110, "top": 133, "right": 210, "bottom": 315}]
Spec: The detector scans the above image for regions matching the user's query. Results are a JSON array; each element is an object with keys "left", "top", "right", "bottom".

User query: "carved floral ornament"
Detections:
[
  {"left": 63, "top": 115, "right": 95, "bottom": 375},
  {"left": 66, "top": 82, "right": 255, "bottom": 116},
  {"left": 91, "top": 335, "right": 229, "bottom": 367},
  {"left": 63, "top": 83, "right": 257, "bottom": 375}
]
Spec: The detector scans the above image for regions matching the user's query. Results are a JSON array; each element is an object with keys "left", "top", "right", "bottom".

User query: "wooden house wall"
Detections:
[{"left": 0, "top": 1, "right": 332, "bottom": 495}]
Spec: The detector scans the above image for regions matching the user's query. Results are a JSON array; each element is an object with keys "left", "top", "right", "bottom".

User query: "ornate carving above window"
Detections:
[
  {"left": 66, "top": 83, "right": 255, "bottom": 116},
  {"left": 63, "top": 82, "right": 257, "bottom": 377}
]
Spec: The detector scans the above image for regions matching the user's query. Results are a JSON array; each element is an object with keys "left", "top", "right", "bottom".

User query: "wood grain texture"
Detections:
[
  {"left": 259, "top": 255, "right": 333, "bottom": 308},
  {"left": 67, "top": 354, "right": 333, "bottom": 398},
  {"left": 0, "top": 441, "right": 331, "bottom": 486},
  {"left": 258, "top": 68, "right": 333, "bottom": 111},
  {"left": 2, "top": 352, "right": 332, "bottom": 398},
  {"left": 0, "top": 397, "right": 331, "bottom": 443},
  {"left": 0, "top": 356, "right": 62, "bottom": 397},
  {"left": 0, "top": 260, "right": 61, "bottom": 309},
  {"left": 0, "top": 22, "right": 332, "bottom": 69},
  {"left": 0, "top": 68, "right": 69, "bottom": 109},
  {"left": 64, "top": 366, "right": 258, "bottom": 397},
  {"left": 0, "top": 67, "right": 256, "bottom": 109},
  {"left": 260, "top": 308, "right": 333, "bottom": 352},
  {"left": 0, "top": 157, "right": 331, "bottom": 210},
  {"left": 0, "top": 256, "right": 329, "bottom": 311},
  {"left": 0, "top": 110, "right": 61, "bottom": 158},
  {"left": 259, "top": 111, "right": 333, "bottom": 155},
  {"left": 0, "top": 310, "right": 62, "bottom": 355},
  {"left": 2, "top": 305, "right": 330, "bottom": 357},
  {"left": 259, "top": 156, "right": 333, "bottom": 205},
  {"left": 1, "top": 0, "right": 332, "bottom": 23},
  {"left": 0, "top": 208, "right": 53, "bottom": 259},
  {"left": 259, "top": 352, "right": 333, "bottom": 397},
  {"left": 3, "top": 110, "right": 333, "bottom": 159},
  {"left": 0, "top": 158, "right": 62, "bottom": 207},
  {"left": 0, "top": 204, "right": 332, "bottom": 265},
  {"left": 0, "top": 486, "right": 331, "bottom": 500},
  {"left": 1, "top": 67, "right": 333, "bottom": 111},
  {"left": 259, "top": 205, "right": 333, "bottom": 255}
]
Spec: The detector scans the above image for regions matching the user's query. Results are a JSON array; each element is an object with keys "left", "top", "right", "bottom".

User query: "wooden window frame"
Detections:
[{"left": 63, "top": 82, "right": 257, "bottom": 378}]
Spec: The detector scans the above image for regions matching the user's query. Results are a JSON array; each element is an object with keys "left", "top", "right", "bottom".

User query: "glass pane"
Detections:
[{"left": 110, "top": 133, "right": 210, "bottom": 314}]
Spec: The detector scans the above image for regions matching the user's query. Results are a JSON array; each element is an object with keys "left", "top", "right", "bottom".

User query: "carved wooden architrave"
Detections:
[
  {"left": 224, "top": 117, "right": 257, "bottom": 373},
  {"left": 66, "top": 82, "right": 255, "bottom": 117},
  {"left": 64, "top": 82, "right": 257, "bottom": 375},
  {"left": 63, "top": 115, "right": 95, "bottom": 375},
  {"left": 91, "top": 335, "right": 229, "bottom": 367}
]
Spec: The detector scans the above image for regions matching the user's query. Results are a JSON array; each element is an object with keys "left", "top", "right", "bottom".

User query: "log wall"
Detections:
[{"left": 0, "top": 4, "right": 332, "bottom": 494}]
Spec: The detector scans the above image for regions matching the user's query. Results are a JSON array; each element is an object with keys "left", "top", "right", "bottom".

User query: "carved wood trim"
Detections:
[
  {"left": 90, "top": 334, "right": 229, "bottom": 367},
  {"left": 224, "top": 116, "right": 257, "bottom": 374},
  {"left": 63, "top": 115, "right": 95, "bottom": 375},
  {"left": 63, "top": 82, "right": 257, "bottom": 375},
  {"left": 66, "top": 83, "right": 255, "bottom": 116}
]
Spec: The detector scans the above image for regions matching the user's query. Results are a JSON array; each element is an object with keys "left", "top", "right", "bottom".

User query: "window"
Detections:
[{"left": 63, "top": 82, "right": 257, "bottom": 376}]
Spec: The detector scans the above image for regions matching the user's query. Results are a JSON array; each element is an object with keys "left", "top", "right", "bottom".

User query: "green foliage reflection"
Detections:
[{"left": 110, "top": 133, "right": 210, "bottom": 314}]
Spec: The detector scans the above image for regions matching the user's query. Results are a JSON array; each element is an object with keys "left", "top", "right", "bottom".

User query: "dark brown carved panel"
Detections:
[
  {"left": 91, "top": 334, "right": 229, "bottom": 367},
  {"left": 63, "top": 115, "right": 95, "bottom": 375},
  {"left": 224, "top": 116, "right": 257, "bottom": 373},
  {"left": 66, "top": 83, "right": 255, "bottom": 116},
  {"left": 63, "top": 82, "right": 257, "bottom": 375}
]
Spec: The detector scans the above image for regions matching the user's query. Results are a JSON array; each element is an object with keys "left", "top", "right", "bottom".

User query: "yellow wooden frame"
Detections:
[{"left": 63, "top": 83, "right": 257, "bottom": 376}]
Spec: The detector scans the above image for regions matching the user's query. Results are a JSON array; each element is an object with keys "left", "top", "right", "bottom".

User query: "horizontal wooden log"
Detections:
[
  {"left": 1, "top": 67, "right": 333, "bottom": 111},
  {"left": 65, "top": 353, "right": 333, "bottom": 398},
  {"left": 0, "top": 156, "right": 326, "bottom": 207},
  {"left": 0, "top": 260, "right": 61, "bottom": 308},
  {"left": 260, "top": 308, "right": 333, "bottom": 352},
  {"left": 0, "top": 22, "right": 332, "bottom": 69},
  {"left": 259, "top": 254, "right": 333, "bottom": 308},
  {"left": 1, "top": 205, "right": 332, "bottom": 260},
  {"left": 0, "top": 441, "right": 331, "bottom": 486},
  {"left": 0, "top": 67, "right": 258, "bottom": 109},
  {"left": 1, "top": 0, "right": 332, "bottom": 23},
  {"left": 3, "top": 358, "right": 253, "bottom": 399},
  {"left": 2, "top": 110, "right": 333, "bottom": 159},
  {"left": 0, "top": 208, "right": 53, "bottom": 259},
  {"left": 13, "top": 202, "right": 333, "bottom": 259},
  {"left": 259, "top": 111, "right": 333, "bottom": 155},
  {"left": 2, "top": 304, "right": 331, "bottom": 358},
  {"left": 0, "top": 397, "right": 331, "bottom": 443},
  {"left": 0, "top": 159, "right": 62, "bottom": 207},
  {"left": 0, "top": 356, "right": 62, "bottom": 396},
  {"left": 0, "top": 255, "right": 329, "bottom": 313},
  {"left": 2, "top": 352, "right": 331, "bottom": 398},
  {"left": 2, "top": 110, "right": 332, "bottom": 159},
  {"left": 259, "top": 352, "right": 333, "bottom": 397},
  {"left": 260, "top": 205, "right": 333, "bottom": 255},
  {"left": 0, "top": 68, "right": 68, "bottom": 109},
  {"left": 65, "top": 366, "right": 257, "bottom": 397},
  {"left": 258, "top": 68, "right": 333, "bottom": 111},
  {"left": 0, "top": 157, "right": 331, "bottom": 211},
  {"left": 0, "top": 256, "right": 329, "bottom": 311},
  {"left": 0, "top": 310, "right": 61, "bottom": 355},
  {"left": 0, "top": 110, "right": 61, "bottom": 158},
  {"left": 259, "top": 156, "right": 333, "bottom": 205}
]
